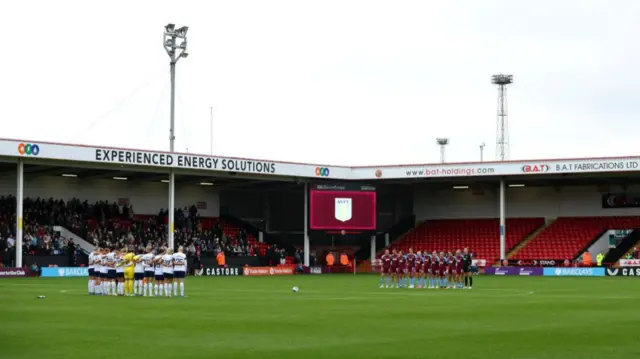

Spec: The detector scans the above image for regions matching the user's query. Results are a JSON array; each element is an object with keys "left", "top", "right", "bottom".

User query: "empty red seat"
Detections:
[
  {"left": 514, "top": 216, "right": 640, "bottom": 260},
  {"left": 385, "top": 218, "right": 544, "bottom": 262}
]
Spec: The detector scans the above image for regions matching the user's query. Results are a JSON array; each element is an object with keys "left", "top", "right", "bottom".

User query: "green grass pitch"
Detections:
[{"left": 0, "top": 275, "right": 638, "bottom": 359}]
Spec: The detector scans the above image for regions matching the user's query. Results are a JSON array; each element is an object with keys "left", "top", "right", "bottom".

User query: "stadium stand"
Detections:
[
  {"left": 0, "top": 195, "right": 268, "bottom": 258},
  {"left": 388, "top": 218, "right": 544, "bottom": 262},
  {"left": 513, "top": 216, "right": 640, "bottom": 260}
]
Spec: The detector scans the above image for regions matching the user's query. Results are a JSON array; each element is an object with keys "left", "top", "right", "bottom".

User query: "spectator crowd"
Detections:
[{"left": 0, "top": 195, "right": 267, "bottom": 267}]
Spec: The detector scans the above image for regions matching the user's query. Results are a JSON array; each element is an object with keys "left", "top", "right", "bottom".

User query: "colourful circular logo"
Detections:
[
  {"left": 18, "top": 143, "right": 40, "bottom": 156},
  {"left": 375, "top": 169, "right": 382, "bottom": 178},
  {"left": 315, "top": 167, "right": 330, "bottom": 177}
]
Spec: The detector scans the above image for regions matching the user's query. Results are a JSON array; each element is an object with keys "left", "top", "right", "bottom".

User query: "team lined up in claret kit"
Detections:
[
  {"left": 86, "top": 246, "right": 188, "bottom": 298},
  {"left": 379, "top": 247, "right": 474, "bottom": 289}
]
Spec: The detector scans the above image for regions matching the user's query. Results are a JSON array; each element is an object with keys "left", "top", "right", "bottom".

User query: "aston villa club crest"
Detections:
[{"left": 334, "top": 198, "right": 352, "bottom": 222}]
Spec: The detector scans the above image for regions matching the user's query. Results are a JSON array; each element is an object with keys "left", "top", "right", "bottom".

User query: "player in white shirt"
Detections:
[
  {"left": 153, "top": 250, "right": 165, "bottom": 296},
  {"left": 172, "top": 246, "right": 187, "bottom": 297},
  {"left": 115, "top": 251, "right": 125, "bottom": 296},
  {"left": 141, "top": 247, "right": 156, "bottom": 297},
  {"left": 100, "top": 249, "right": 109, "bottom": 295},
  {"left": 92, "top": 248, "right": 104, "bottom": 295},
  {"left": 88, "top": 248, "right": 98, "bottom": 295},
  {"left": 162, "top": 249, "right": 175, "bottom": 298},
  {"left": 105, "top": 249, "right": 117, "bottom": 296},
  {"left": 133, "top": 253, "right": 145, "bottom": 296}
]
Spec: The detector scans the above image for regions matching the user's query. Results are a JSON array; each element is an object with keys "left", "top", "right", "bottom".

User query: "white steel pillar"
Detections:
[
  {"left": 303, "top": 182, "right": 310, "bottom": 266},
  {"left": 499, "top": 178, "right": 506, "bottom": 261},
  {"left": 384, "top": 233, "right": 390, "bottom": 247},
  {"left": 168, "top": 170, "right": 175, "bottom": 249},
  {"left": 370, "top": 235, "right": 376, "bottom": 260},
  {"left": 16, "top": 159, "right": 24, "bottom": 267}
]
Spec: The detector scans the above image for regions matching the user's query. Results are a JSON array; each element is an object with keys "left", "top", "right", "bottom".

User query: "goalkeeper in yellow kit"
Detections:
[{"left": 123, "top": 252, "right": 136, "bottom": 296}]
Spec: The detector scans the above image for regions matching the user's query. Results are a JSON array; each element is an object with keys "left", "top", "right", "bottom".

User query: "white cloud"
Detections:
[{"left": 1, "top": 0, "right": 638, "bottom": 166}]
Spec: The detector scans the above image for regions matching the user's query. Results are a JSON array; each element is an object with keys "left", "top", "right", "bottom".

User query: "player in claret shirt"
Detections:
[
  {"left": 422, "top": 251, "right": 431, "bottom": 289},
  {"left": 447, "top": 252, "right": 456, "bottom": 288},
  {"left": 454, "top": 250, "right": 464, "bottom": 289},
  {"left": 406, "top": 249, "right": 417, "bottom": 288},
  {"left": 438, "top": 252, "right": 448, "bottom": 288},
  {"left": 397, "top": 251, "right": 408, "bottom": 288},
  {"left": 415, "top": 251, "right": 424, "bottom": 288},
  {"left": 379, "top": 249, "right": 392, "bottom": 288},
  {"left": 430, "top": 251, "right": 439, "bottom": 288},
  {"left": 390, "top": 250, "right": 399, "bottom": 288}
]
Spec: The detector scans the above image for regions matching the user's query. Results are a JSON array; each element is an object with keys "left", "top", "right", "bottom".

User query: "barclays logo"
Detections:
[
  {"left": 41, "top": 267, "right": 88, "bottom": 278},
  {"left": 544, "top": 267, "right": 605, "bottom": 277}
]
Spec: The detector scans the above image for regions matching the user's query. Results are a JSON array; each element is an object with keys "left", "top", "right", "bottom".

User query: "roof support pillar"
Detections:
[
  {"left": 304, "top": 181, "right": 310, "bottom": 267},
  {"left": 499, "top": 178, "right": 506, "bottom": 261},
  {"left": 16, "top": 159, "right": 24, "bottom": 268},
  {"left": 168, "top": 169, "right": 175, "bottom": 250}
]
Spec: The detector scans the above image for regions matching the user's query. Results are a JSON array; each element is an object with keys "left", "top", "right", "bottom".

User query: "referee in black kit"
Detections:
[{"left": 462, "top": 247, "right": 473, "bottom": 289}]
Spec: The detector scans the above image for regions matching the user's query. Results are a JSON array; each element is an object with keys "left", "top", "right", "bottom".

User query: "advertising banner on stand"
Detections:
[
  {"left": 605, "top": 267, "right": 640, "bottom": 276},
  {"left": 619, "top": 259, "right": 640, "bottom": 267},
  {"left": 242, "top": 266, "right": 294, "bottom": 276},
  {"left": 484, "top": 267, "right": 543, "bottom": 276}
]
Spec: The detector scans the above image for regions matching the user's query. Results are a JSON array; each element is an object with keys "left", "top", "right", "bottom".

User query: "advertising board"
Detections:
[
  {"left": 242, "top": 266, "right": 294, "bottom": 276},
  {"left": 484, "top": 267, "right": 543, "bottom": 276},
  {"left": 542, "top": 267, "right": 605, "bottom": 277},
  {"left": 203, "top": 267, "right": 242, "bottom": 276},
  {"left": 605, "top": 267, "right": 640, "bottom": 276},
  {"left": 41, "top": 267, "right": 88, "bottom": 278},
  {"left": 0, "top": 267, "right": 28, "bottom": 278}
]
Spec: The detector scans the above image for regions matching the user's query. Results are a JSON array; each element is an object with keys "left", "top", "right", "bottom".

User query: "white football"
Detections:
[{"left": 292, "top": 286, "right": 299, "bottom": 293}]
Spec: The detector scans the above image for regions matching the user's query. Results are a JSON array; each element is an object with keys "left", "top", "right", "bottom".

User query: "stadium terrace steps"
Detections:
[
  {"left": 513, "top": 216, "right": 640, "bottom": 261},
  {"left": 53, "top": 225, "right": 94, "bottom": 254},
  {"left": 386, "top": 218, "right": 544, "bottom": 262},
  {"left": 506, "top": 219, "right": 555, "bottom": 260}
]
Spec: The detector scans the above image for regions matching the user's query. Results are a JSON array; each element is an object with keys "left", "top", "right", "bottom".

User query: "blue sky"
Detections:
[{"left": 2, "top": 0, "right": 639, "bottom": 165}]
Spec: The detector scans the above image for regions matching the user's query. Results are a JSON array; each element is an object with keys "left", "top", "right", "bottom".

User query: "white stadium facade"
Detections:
[{"left": 2, "top": 137, "right": 640, "bottom": 272}]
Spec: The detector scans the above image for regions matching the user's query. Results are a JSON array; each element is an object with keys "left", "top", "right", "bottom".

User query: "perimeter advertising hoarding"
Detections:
[
  {"left": 542, "top": 267, "right": 605, "bottom": 277},
  {"left": 242, "top": 266, "right": 294, "bottom": 276},
  {"left": 484, "top": 267, "right": 543, "bottom": 276},
  {"left": 203, "top": 267, "right": 242, "bottom": 276},
  {"left": 41, "top": 267, "right": 88, "bottom": 278},
  {"left": 605, "top": 267, "right": 640, "bottom": 276},
  {"left": 0, "top": 267, "right": 29, "bottom": 278}
]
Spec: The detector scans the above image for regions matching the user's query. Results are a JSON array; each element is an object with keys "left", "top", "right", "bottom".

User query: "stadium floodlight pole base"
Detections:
[
  {"left": 168, "top": 170, "right": 175, "bottom": 250},
  {"left": 16, "top": 159, "right": 24, "bottom": 267},
  {"left": 499, "top": 178, "right": 506, "bottom": 261},
  {"left": 303, "top": 181, "right": 310, "bottom": 267}
]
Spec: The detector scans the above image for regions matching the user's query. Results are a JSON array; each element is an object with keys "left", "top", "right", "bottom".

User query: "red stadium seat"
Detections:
[
  {"left": 385, "top": 218, "right": 544, "bottom": 262},
  {"left": 513, "top": 216, "right": 640, "bottom": 260}
]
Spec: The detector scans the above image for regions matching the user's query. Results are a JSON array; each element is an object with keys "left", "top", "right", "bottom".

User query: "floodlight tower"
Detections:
[
  {"left": 163, "top": 23, "right": 189, "bottom": 250},
  {"left": 479, "top": 142, "right": 486, "bottom": 162},
  {"left": 436, "top": 138, "right": 449, "bottom": 163},
  {"left": 491, "top": 74, "right": 513, "bottom": 161}
]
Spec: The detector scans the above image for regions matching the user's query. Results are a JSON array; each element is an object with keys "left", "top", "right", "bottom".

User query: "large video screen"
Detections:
[{"left": 309, "top": 184, "right": 376, "bottom": 231}]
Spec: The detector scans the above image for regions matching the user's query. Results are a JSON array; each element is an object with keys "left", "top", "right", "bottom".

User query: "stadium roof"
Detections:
[{"left": 2, "top": 137, "right": 640, "bottom": 181}]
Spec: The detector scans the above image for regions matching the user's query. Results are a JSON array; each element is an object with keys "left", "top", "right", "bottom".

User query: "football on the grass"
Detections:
[{"left": 292, "top": 286, "right": 299, "bottom": 293}]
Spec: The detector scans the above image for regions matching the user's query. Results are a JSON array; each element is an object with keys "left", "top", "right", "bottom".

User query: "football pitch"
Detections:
[{"left": 0, "top": 275, "right": 638, "bottom": 359}]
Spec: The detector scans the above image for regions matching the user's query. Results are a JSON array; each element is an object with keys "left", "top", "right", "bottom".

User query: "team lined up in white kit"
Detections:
[{"left": 87, "top": 245, "right": 188, "bottom": 298}]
